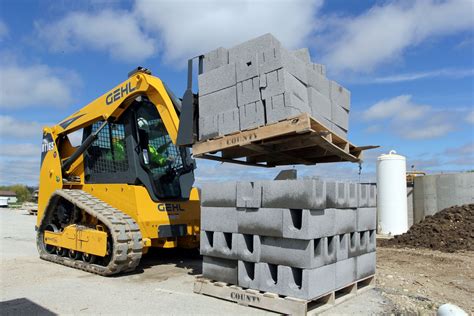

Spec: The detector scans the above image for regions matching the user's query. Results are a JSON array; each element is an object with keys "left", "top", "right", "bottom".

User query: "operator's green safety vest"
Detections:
[
  {"left": 148, "top": 144, "right": 167, "bottom": 166},
  {"left": 110, "top": 139, "right": 169, "bottom": 167}
]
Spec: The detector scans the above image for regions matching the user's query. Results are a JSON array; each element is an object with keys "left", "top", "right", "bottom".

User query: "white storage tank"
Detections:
[{"left": 376, "top": 150, "right": 408, "bottom": 235}]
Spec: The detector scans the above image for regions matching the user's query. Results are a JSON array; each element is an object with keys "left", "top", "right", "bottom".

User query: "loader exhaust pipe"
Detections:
[{"left": 61, "top": 120, "right": 108, "bottom": 174}]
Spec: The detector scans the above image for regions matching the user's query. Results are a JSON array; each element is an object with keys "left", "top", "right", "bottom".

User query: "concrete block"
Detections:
[
  {"left": 292, "top": 48, "right": 311, "bottom": 64},
  {"left": 236, "top": 181, "right": 262, "bottom": 208},
  {"left": 239, "top": 101, "right": 265, "bottom": 130},
  {"left": 367, "top": 230, "right": 376, "bottom": 252},
  {"left": 326, "top": 182, "right": 349, "bottom": 208},
  {"left": 198, "top": 63, "right": 236, "bottom": 96},
  {"left": 357, "top": 207, "right": 376, "bottom": 231},
  {"left": 201, "top": 207, "right": 238, "bottom": 232},
  {"left": 312, "top": 63, "right": 326, "bottom": 76},
  {"left": 198, "top": 114, "right": 219, "bottom": 141},
  {"left": 199, "top": 85, "right": 237, "bottom": 114},
  {"left": 334, "top": 209, "right": 357, "bottom": 234},
  {"left": 261, "top": 179, "right": 326, "bottom": 210},
  {"left": 368, "top": 185, "right": 377, "bottom": 207},
  {"left": 217, "top": 108, "right": 240, "bottom": 136},
  {"left": 237, "top": 77, "right": 261, "bottom": 106},
  {"left": 358, "top": 184, "right": 370, "bottom": 207},
  {"left": 336, "top": 233, "right": 349, "bottom": 261},
  {"left": 283, "top": 208, "right": 336, "bottom": 239},
  {"left": 312, "top": 112, "right": 334, "bottom": 131},
  {"left": 259, "top": 46, "right": 308, "bottom": 84},
  {"left": 229, "top": 33, "right": 282, "bottom": 63},
  {"left": 306, "top": 67, "right": 330, "bottom": 97},
  {"left": 238, "top": 260, "right": 259, "bottom": 288},
  {"left": 203, "top": 47, "right": 229, "bottom": 73},
  {"left": 237, "top": 208, "right": 283, "bottom": 237},
  {"left": 200, "top": 231, "right": 239, "bottom": 260},
  {"left": 202, "top": 256, "right": 238, "bottom": 284},
  {"left": 330, "top": 80, "right": 351, "bottom": 110},
  {"left": 235, "top": 234, "right": 261, "bottom": 262},
  {"left": 265, "top": 93, "right": 311, "bottom": 124},
  {"left": 261, "top": 69, "right": 308, "bottom": 103},
  {"left": 257, "top": 262, "right": 284, "bottom": 294},
  {"left": 331, "top": 123, "right": 348, "bottom": 140},
  {"left": 335, "top": 257, "right": 357, "bottom": 289},
  {"left": 331, "top": 103, "right": 349, "bottom": 131},
  {"left": 348, "top": 232, "right": 362, "bottom": 258},
  {"left": 260, "top": 235, "right": 337, "bottom": 269},
  {"left": 307, "top": 87, "right": 331, "bottom": 120},
  {"left": 356, "top": 252, "right": 376, "bottom": 280},
  {"left": 200, "top": 182, "right": 237, "bottom": 207},
  {"left": 236, "top": 53, "right": 259, "bottom": 82},
  {"left": 358, "top": 230, "right": 369, "bottom": 254},
  {"left": 280, "top": 263, "right": 336, "bottom": 300}
]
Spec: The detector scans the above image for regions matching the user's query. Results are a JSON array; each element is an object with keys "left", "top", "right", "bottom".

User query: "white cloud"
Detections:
[
  {"left": 360, "top": 68, "right": 474, "bottom": 84},
  {"left": 363, "top": 95, "right": 429, "bottom": 122},
  {"left": 36, "top": 10, "right": 156, "bottom": 61},
  {"left": 400, "top": 122, "right": 454, "bottom": 140},
  {"left": 135, "top": 0, "right": 322, "bottom": 64},
  {"left": 0, "top": 63, "right": 79, "bottom": 108},
  {"left": 0, "top": 116, "right": 46, "bottom": 139},
  {"left": 0, "top": 19, "right": 8, "bottom": 41},
  {"left": 467, "top": 111, "right": 474, "bottom": 124},
  {"left": 0, "top": 143, "right": 39, "bottom": 157},
  {"left": 320, "top": 0, "right": 474, "bottom": 72},
  {"left": 0, "top": 158, "right": 39, "bottom": 185}
]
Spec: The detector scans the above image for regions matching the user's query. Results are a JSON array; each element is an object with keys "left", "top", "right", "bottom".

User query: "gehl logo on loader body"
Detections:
[
  {"left": 106, "top": 82, "right": 136, "bottom": 105},
  {"left": 158, "top": 203, "right": 185, "bottom": 212}
]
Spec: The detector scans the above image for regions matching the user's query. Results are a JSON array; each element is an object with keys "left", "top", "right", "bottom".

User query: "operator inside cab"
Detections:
[{"left": 136, "top": 117, "right": 174, "bottom": 167}]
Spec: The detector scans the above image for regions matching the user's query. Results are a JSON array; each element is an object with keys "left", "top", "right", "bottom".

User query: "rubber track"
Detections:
[{"left": 36, "top": 189, "right": 143, "bottom": 276}]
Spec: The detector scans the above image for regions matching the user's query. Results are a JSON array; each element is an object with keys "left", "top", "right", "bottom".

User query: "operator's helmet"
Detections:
[{"left": 137, "top": 117, "right": 150, "bottom": 132}]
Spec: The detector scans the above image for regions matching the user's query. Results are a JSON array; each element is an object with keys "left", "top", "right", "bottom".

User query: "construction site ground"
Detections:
[{"left": 1, "top": 208, "right": 472, "bottom": 315}]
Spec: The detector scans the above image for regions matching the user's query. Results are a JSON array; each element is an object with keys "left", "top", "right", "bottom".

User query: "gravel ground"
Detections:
[{"left": 1, "top": 208, "right": 470, "bottom": 315}]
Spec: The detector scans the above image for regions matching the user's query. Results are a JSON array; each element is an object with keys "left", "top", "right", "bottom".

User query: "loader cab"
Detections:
[{"left": 83, "top": 97, "right": 195, "bottom": 201}]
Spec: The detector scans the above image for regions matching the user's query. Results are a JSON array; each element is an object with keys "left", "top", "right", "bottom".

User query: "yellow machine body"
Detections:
[{"left": 44, "top": 225, "right": 108, "bottom": 257}]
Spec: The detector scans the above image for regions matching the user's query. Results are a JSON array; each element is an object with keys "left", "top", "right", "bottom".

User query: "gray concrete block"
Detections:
[
  {"left": 348, "top": 232, "right": 363, "bottom": 258},
  {"left": 307, "top": 87, "right": 331, "bottom": 120},
  {"left": 261, "top": 179, "right": 326, "bottom": 209},
  {"left": 229, "top": 33, "right": 282, "bottom": 63},
  {"left": 336, "top": 233, "right": 349, "bottom": 261},
  {"left": 203, "top": 47, "right": 229, "bottom": 73},
  {"left": 217, "top": 108, "right": 240, "bottom": 136},
  {"left": 235, "top": 234, "right": 261, "bottom": 262},
  {"left": 260, "top": 236, "right": 336, "bottom": 269},
  {"left": 237, "top": 208, "right": 283, "bottom": 237},
  {"left": 312, "top": 63, "right": 326, "bottom": 76},
  {"left": 238, "top": 260, "right": 259, "bottom": 288},
  {"left": 368, "top": 185, "right": 377, "bottom": 207},
  {"left": 357, "top": 208, "right": 376, "bottom": 231},
  {"left": 326, "top": 182, "right": 349, "bottom": 208},
  {"left": 356, "top": 252, "right": 376, "bottom": 280},
  {"left": 312, "top": 112, "right": 334, "bottom": 131},
  {"left": 331, "top": 123, "right": 348, "bottom": 140},
  {"left": 236, "top": 181, "right": 262, "bottom": 208},
  {"left": 198, "top": 63, "right": 236, "bottom": 96},
  {"left": 200, "top": 231, "right": 239, "bottom": 260},
  {"left": 306, "top": 67, "right": 330, "bottom": 97},
  {"left": 367, "top": 230, "right": 376, "bottom": 252},
  {"left": 201, "top": 207, "right": 238, "bottom": 232},
  {"left": 237, "top": 77, "right": 261, "bottom": 106},
  {"left": 335, "top": 257, "right": 357, "bottom": 289},
  {"left": 199, "top": 85, "right": 237, "bottom": 114},
  {"left": 280, "top": 263, "right": 336, "bottom": 300},
  {"left": 292, "top": 48, "right": 311, "bottom": 64},
  {"left": 265, "top": 93, "right": 311, "bottom": 124},
  {"left": 202, "top": 256, "right": 238, "bottom": 284},
  {"left": 239, "top": 101, "right": 265, "bottom": 130},
  {"left": 358, "top": 230, "right": 369, "bottom": 254},
  {"left": 259, "top": 46, "right": 308, "bottom": 84},
  {"left": 331, "top": 103, "right": 349, "bottom": 131},
  {"left": 198, "top": 114, "right": 219, "bottom": 141},
  {"left": 236, "top": 53, "right": 259, "bottom": 82},
  {"left": 261, "top": 69, "right": 308, "bottom": 103},
  {"left": 358, "top": 184, "right": 370, "bottom": 207},
  {"left": 200, "top": 182, "right": 237, "bottom": 207},
  {"left": 257, "top": 262, "right": 283, "bottom": 294},
  {"left": 283, "top": 208, "right": 336, "bottom": 239},
  {"left": 334, "top": 209, "right": 357, "bottom": 234},
  {"left": 330, "top": 80, "right": 351, "bottom": 110}
]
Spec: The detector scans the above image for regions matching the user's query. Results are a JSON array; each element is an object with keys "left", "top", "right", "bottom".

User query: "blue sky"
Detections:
[{"left": 0, "top": 0, "right": 473, "bottom": 186}]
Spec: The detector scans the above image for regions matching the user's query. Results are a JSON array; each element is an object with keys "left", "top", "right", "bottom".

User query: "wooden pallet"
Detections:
[
  {"left": 193, "top": 275, "right": 375, "bottom": 315},
  {"left": 192, "top": 113, "right": 378, "bottom": 167}
]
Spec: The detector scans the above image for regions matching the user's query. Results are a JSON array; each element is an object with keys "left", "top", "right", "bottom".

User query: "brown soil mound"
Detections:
[{"left": 379, "top": 204, "right": 474, "bottom": 252}]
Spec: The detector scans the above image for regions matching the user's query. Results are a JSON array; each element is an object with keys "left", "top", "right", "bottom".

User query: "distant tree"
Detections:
[{"left": 0, "top": 185, "right": 32, "bottom": 203}]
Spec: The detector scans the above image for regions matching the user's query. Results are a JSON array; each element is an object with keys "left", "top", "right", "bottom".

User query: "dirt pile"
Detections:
[{"left": 379, "top": 204, "right": 474, "bottom": 252}]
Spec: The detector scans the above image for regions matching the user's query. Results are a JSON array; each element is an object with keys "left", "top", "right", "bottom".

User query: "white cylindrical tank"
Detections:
[{"left": 376, "top": 150, "right": 408, "bottom": 235}]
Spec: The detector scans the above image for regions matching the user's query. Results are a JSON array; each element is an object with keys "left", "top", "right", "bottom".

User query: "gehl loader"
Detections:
[{"left": 37, "top": 65, "right": 203, "bottom": 275}]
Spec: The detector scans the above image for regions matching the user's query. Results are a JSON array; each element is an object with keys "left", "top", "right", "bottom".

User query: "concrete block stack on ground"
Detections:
[
  {"left": 198, "top": 33, "right": 352, "bottom": 141},
  {"left": 200, "top": 179, "right": 376, "bottom": 300}
]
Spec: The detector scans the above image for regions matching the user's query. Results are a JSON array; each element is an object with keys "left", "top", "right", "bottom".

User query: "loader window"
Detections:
[{"left": 85, "top": 121, "right": 129, "bottom": 173}]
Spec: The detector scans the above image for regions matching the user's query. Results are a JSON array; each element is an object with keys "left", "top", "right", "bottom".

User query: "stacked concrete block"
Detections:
[
  {"left": 198, "top": 33, "right": 353, "bottom": 140},
  {"left": 201, "top": 179, "right": 376, "bottom": 300}
]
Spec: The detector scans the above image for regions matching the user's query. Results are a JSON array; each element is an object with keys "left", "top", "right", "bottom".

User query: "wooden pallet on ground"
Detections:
[
  {"left": 192, "top": 113, "right": 378, "bottom": 167},
  {"left": 193, "top": 275, "right": 375, "bottom": 315}
]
